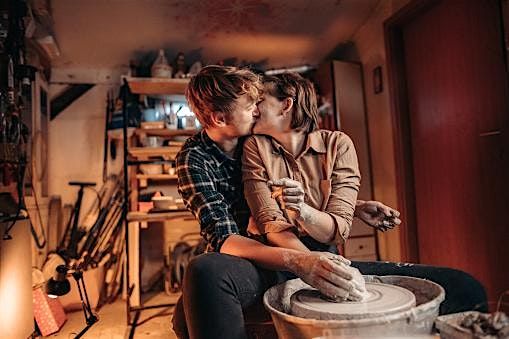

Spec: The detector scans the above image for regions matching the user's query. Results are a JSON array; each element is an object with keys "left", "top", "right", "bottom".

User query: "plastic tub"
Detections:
[{"left": 263, "top": 275, "right": 445, "bottom": 339}]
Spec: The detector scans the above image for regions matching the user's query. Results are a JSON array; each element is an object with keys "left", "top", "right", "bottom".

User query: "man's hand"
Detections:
[
  {"left": 354, "top": 200, "right": 401, "bottom": 231},
  {"left": 286, "top": 251, "right": 365, "bottom": 301}
]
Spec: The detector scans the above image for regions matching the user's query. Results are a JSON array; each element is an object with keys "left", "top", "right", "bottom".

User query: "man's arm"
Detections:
[
  {"left": 177, "top": 144, "right": 364, "bottom": 300},
  {"left": 220, "top": 234, "right": 365, "bottom": 300},
  {"left": 177, "top": 150, "right": 241, "bottom": 252}
]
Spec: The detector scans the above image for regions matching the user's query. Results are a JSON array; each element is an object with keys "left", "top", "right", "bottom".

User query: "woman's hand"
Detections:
[
  {"left": 268, "top": 177, "right": 306, "bottom": 216},
  {"left": 354, "top": 200, "right": 401, "bottom": 231}
]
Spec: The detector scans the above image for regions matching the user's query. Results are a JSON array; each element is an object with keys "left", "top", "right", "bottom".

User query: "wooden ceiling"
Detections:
[{"left": 50, "top": 0, "right": 380, "bottom": 71}]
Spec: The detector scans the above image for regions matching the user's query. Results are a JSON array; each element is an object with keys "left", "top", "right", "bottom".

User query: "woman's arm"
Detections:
[
  {"left": 242, "top": 136, "right": 309, "bottom": 250},
  {"left": 269, "top": 178, "right": 337, "bottom": 243},
  {"left": 271, "top": 133, "right": 361, "bottom": 244}
]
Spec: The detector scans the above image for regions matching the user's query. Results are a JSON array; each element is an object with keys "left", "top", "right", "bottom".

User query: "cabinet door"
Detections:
[{"left": 332, "top": 61, "right": 374, "bottom": 237}]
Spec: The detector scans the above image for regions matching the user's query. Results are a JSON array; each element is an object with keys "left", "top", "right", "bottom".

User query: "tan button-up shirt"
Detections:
[{"left": 242, "top": 130, "right": 361, "bottom": 244}]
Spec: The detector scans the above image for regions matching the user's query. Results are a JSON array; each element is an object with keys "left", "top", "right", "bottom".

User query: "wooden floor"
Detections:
[{"left": 45, "top": 292, "right": 179, "bottom": 339}]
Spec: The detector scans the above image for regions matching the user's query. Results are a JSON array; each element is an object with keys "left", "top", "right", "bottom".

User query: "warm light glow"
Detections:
[
  {"left": 0, "top": 268, "right": 22, "bottom": 330},
  {"left": 201, "top": 33, "right": 315, "bottom": 68}
]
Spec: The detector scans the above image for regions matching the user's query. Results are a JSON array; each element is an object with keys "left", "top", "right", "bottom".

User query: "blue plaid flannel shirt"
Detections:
[{"left": 176, "top": 131, "right": 250, "bottom": 252}]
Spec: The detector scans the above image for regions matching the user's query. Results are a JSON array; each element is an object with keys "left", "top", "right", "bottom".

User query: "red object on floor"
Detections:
[{"left": 33, "top": 287, "right": 67, "bottom": 336}]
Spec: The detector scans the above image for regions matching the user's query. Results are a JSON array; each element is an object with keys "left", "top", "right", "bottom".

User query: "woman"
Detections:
[
  {"left": 242, "top": 72, "right": 360, "bottom": 253},
  {"left": 241, "top": 72, "right": 487, "bottom": 315}
]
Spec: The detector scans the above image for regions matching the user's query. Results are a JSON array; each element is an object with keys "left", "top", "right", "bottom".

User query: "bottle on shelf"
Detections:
[{"left": 151, "top": 49, "right": 172, "bottom": 78}]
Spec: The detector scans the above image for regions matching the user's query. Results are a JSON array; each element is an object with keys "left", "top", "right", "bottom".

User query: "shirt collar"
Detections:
[
  {"left": 200, "top": 130, "right": 239, "bottom": 164},
  {"left": 307, "top": 130, "right": 327, "bottom": 153},
  {"left": 269, "top": 130, "right": 327, "bottom": 155}
]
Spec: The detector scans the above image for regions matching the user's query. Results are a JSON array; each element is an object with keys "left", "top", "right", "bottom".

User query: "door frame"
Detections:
[{"left": 384, "top": 0, "right": 439, "bottom": 263}]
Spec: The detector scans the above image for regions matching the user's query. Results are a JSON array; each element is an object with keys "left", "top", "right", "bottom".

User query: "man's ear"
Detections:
[
  {"left": 210, "top": 111, "right": 227, "bottom": 127},
  {"left": 281, "top": 97, "right": 294, "bottom": 117}
]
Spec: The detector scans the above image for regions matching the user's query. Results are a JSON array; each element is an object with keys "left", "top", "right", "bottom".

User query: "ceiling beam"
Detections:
[{"left": 50, "top": 84, "right": 94, "bottom": 120}]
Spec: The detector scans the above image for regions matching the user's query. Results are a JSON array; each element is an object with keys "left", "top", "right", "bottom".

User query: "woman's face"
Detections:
[{"left": 252, "top": 92, "right": 287, "bottom": 136}]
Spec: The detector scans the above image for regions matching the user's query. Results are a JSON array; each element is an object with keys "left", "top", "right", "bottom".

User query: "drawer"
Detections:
[{"left": 344, "top": 236, "right": 376, "bottom": 257}]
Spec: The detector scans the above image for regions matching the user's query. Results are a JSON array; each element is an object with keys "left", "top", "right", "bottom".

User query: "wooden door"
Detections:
[{"left": 389, "top": 0, "right": 509, "bottom": 301}]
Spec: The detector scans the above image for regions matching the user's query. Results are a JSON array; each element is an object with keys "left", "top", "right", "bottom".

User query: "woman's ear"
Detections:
[
  {"left": 210, "top": 111, "right": 227, "bottom": 127},
  {"left": 281, "top": 97, "right": 294, "bottom": 116}
]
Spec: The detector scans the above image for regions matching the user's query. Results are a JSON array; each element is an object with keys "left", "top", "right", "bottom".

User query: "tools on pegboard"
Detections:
[{"left": 0, "top": 0, "right": 36, "bottom": 240}]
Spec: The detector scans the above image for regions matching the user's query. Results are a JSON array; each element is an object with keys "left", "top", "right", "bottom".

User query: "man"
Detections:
[{"left": 173, "top": 66, "right": 486, "bottom": 339}]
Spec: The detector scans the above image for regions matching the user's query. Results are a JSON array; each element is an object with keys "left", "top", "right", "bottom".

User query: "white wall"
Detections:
[{"left": 48, "top": 84, "right": 116, "bottom": 217}]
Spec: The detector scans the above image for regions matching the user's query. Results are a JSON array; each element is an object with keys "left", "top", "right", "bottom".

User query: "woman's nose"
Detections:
[{"left": 253, "top": 106, "right": 260, "bottom": 117}]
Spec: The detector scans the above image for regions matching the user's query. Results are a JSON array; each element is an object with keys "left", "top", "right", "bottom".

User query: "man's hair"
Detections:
[
  {"left": 262, "top": 73, "right": 319, "bottom": 132},
  {"left": 186, "top": 65, "right": 262, "bottom": 128}
]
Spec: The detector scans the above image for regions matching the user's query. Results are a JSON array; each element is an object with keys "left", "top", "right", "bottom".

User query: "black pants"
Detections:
[{"left": 172, "top": 253, "right": 487, "bottom": 339}]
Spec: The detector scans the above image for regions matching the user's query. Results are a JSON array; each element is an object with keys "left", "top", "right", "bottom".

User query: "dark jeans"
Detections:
[{"left": 172, "top": 253, "right": 487, "bottom": 339}]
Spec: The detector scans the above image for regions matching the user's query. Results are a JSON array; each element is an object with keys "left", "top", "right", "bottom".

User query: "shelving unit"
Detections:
[{"left": 121, "top": 77, "right": 200, "bottom": 327}]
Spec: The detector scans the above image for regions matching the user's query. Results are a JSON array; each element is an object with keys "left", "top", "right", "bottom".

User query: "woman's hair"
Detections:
[
  {"left": 262, "top": 73, "right": 319, "bottom": 132},
  {"left": 186, "top": 65, "right": 263, "bottom": 128}
]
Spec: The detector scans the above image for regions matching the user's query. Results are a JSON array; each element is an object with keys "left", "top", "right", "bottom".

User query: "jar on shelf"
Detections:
[{"left": 151, "top": 49, "right": 173, "bottom": 78}]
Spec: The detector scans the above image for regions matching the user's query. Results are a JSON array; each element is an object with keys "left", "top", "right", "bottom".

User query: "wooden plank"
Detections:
[
  {"left": 126, "top": 77, "right": 189, "bottom": 95},
  {"left": 127, "top": 221, "right": 140, "bottom": 307},
  {"left": 135, "top": 174, "right": 178, "bottom": 181},
  {"left": 128, "top": 146, "right": 181, "bottom": 160},
  {"left": 127, "top": 210, "right": 190, "bottom": 222},
  {"left": 135, "top": 128, "right": 198, "bottom": 138},
  {"left": 50, "top": 84, "right": 95, "bottom": 120}
]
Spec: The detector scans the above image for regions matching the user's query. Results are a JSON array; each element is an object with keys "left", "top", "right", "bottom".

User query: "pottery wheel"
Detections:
[{"left": 290, "top": 282, "right": 416, "bottom": 320}]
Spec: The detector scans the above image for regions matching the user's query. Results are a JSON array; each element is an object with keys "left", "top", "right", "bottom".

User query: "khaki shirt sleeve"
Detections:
[
  {"left": 326, "top": 133, "right": 361, "bottom": 244},
  {"left": 242, "top": 136, "right": 294, "bottom": 234}
]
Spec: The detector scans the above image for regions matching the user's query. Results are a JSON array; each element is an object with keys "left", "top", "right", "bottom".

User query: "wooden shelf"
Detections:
[
  {"left": 127, "top": 210, "right": 190, "bottom": 222},
  {"left": 136, "top": 174, "right": 178, "bottom": 180},
  {"left": 128, "top": 146, "right": 181, "bottom": 160},
  {"left": 135, "top": 128, "right": 198, "bottom": 138},
  {"left": 125, "top": 77, "right": 189, "bottom": 95}
]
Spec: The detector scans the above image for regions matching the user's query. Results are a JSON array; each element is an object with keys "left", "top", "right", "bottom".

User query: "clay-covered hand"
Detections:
[
  {"left": 354, "top": 200, "right": 401, "bottom": 231},
  {"left": 286, "top": 251, "right": 365, "bottom": 301},
  {"left": 348, "top": 266, "right": 368, "bottom": 301},
  {"left": 268, "top": 178, "right": 307, "bottom": 216}
]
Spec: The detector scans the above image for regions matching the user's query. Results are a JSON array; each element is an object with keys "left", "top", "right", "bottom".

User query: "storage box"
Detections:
[
  {"left": 58, "top": 265, "right": 105, "bottom": 311},
  {"left": 33, "top": 287, "right": 67, "bottom": 336}
]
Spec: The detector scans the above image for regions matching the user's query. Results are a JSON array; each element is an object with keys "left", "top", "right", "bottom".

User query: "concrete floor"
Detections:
[{"left": 45, "top": 292, "right": 179, "bottom": 339}]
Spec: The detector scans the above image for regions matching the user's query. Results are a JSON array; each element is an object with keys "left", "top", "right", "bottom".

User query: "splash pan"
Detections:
[{"left": 263, "top": 275, "right": 445, "bottom": 339}]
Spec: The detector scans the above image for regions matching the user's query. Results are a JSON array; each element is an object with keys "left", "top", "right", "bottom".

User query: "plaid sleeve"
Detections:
[{"left": 176, "top": 149, "right": 240, "bottom": 252}]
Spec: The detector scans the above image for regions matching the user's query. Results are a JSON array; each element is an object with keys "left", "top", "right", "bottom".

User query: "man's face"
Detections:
[
  {"left": 253, "top": 92, "right": 286, "bottom": 136},
  {"left": 223, "top": 94, "right": 260, "bottom": 137}
]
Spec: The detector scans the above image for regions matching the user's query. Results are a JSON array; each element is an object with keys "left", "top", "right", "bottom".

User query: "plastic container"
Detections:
[
  {"left": 141, "top": 136, "right": 164, "bottom": 147},
  {"left": 143, "top": 108, "right": 163, "bottom": 122},
  {"left": 139, "top": 164, "right": 162, "bottom": 175},
  {"left": 263, "top": 275, "right": 445, "bottom": 339}
]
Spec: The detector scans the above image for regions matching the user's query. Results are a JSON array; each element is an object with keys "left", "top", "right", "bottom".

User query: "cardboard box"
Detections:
[
  {"left": 33, "top": 287, "right": 67, "bottom": 336},
  {"left": 59, "top": 265, "right": 105, "bottom": 311}
]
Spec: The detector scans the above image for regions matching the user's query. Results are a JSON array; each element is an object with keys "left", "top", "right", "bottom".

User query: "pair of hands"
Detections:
[
  {"left": 268, "top": 178, "right": 401, "bottom": 231},
  {"left": 289, "top": 251, "right": 367, "bottom": 301}
]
